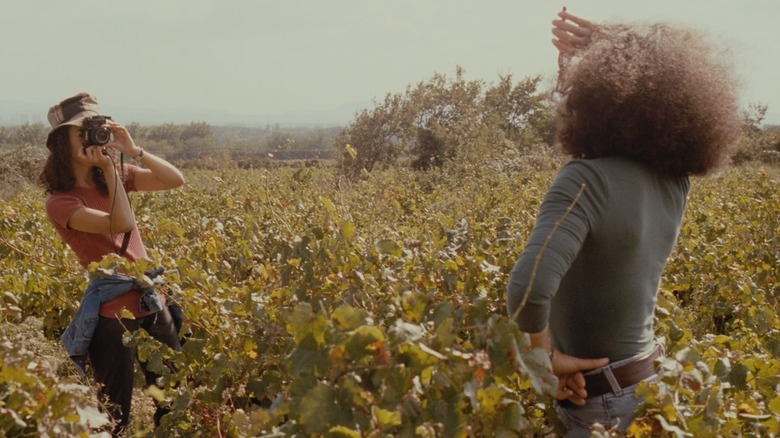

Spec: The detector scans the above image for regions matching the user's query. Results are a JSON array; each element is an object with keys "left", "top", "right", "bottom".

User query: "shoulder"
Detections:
[
  {"left": 563, "top": 156, "right": 641, "bottom": 174},
  {"left": 561, "top": 157, "right": 666, "bottom": 186},
  {"left": 45, "top": 186, "right": 104, "bottom": 213},
  {"left": 549, "top": 158, "right": 649, "bottom": 218},
  {"left": 45, "top": 191, "right": 88, "bottom": 225},
  {"left": 561, "top": 157, "right": 690, "bottom": 202},
  {"left": 46, "top": 191, "right": 84, "bottom": 209},
  {"left": 552, "top": 158, "right": 613, "bottom": 194}
]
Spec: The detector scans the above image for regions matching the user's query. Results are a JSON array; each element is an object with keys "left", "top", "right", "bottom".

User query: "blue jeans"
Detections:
[{"left": 554, "top": 348, "right": 661, "bottom": 437}]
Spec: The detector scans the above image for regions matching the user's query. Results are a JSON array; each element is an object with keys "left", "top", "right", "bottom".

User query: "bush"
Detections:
[
  {"left": 733, "top": 103, "right": 780, "bottom": 165},
  {"left": 335, "top": 67, "right": 555, "bottom": 176},
  {"left": 0, "top": 144, "right": 47, "bottom": 199}
]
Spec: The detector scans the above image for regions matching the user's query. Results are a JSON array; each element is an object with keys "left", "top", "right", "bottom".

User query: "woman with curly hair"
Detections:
[{"left": 506, "top": 9, "right": 740, "bottom": 437}]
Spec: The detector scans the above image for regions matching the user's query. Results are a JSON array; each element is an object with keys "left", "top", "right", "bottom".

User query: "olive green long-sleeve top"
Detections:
[{"left": 507, "top": 157, "right": 689, "bottom": 361}]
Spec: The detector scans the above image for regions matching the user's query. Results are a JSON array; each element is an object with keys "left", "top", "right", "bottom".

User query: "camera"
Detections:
[{"left": 81, "top": 115, "right": 113, "bottom": 147}]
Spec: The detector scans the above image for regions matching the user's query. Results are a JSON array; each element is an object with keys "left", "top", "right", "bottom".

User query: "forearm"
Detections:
[
  {"left": 104, "top": 167, "right": 135, "bottom": 232},
  {"left": 528, "top": 328, "right": 557, "bottom": 373},
  {"left": 132, "top": 147, "right": 185, "bottom": 190},
  {"left": 528, "top": 329, "right": 552, "bottom": 353}
]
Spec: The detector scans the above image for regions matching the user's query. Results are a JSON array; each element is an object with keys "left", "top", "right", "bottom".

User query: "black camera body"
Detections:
[{"left": 81, "top": 115, "right": 113, "bottom": 147}]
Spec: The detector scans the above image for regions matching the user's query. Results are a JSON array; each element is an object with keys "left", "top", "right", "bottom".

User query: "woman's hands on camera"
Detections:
[
  {"left": 105, "top": 121, "right": 143, "bottom": 158},
  {"left": 79, "top": 120, "right": 140, "bottom": 172},
  {"left": 81, "top": 143, "right": 114, "bottom": 171}
]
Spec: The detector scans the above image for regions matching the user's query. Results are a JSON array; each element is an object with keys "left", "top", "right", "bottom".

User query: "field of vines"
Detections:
[{"left": 1, "top": 162, "right": 779, "bottom": 437}]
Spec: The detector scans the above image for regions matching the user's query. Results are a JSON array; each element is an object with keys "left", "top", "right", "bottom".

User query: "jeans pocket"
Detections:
[{"left": 555, "top": 402, "right": 602, "bottom": 434}]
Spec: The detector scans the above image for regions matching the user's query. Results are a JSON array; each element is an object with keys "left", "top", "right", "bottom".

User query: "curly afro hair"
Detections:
[{"left": 555, "top": 22, "right": 741, "bottom": 176}]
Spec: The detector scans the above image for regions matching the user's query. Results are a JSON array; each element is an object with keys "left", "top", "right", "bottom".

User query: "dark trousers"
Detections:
[{"left": 88, "top": 306, "right": 181, "bottom": 435}]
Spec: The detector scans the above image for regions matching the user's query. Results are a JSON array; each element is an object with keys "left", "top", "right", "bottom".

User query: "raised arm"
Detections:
[
  {"left": 67, "top": 144, "right": 136, "bottom": 234},
  {"left": 108, "top": 122, "right": 185, "bottom": 191}
]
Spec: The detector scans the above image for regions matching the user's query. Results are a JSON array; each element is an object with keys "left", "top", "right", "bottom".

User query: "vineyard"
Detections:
[{"left": 1, "top": 162, "right": 779, "bottom": 437}]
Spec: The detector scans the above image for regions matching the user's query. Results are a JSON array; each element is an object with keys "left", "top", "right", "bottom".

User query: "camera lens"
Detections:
[{"left": 93, "top": 127, "right": 112, "bottom": 145}]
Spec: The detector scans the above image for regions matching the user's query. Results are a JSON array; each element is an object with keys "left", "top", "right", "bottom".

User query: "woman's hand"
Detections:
[
  {"left": 552, "top": 349, "right": 609, "bottom": 405},
  {"left": 552, "top": 9, "right": 597, "bottom": 56},
  {"left": 106, "top": 121, "right": 143, "bottom": 158},
  {"left": 81, "top": 143, "right": 114, "bottom": 171},
  {"left": 527, "top": 330, "right": 609, "bottom": 405}
]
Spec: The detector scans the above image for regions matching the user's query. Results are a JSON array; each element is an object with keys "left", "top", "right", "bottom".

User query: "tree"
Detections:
[
  {"left": 334, "top": 92, "right": 409, "bottom": 175},
  {"left": 482, "top": 75, "right": 555, "bottom": 147},
  {"left": 147, "top": 123, "right": 182, "bottom": 146},
  {"left": 734, "top": 103, "right": 780, "bottom": 164},
  {"left": 406, "top": 67, "right": 483, "bottom": 170},
  {"left": 335, "top": 67, "right": 553, "bottom": 175},
  {"left": 180, "top": 122, "right": 214, "bottom": 143},
  {"left": 0, "top": 123, "right": 48, "bottom": 147},
  {"left": 173, "top": 122, "right": 217, "bottom": 159},
  {"left": 126, "top": 122, "right": 148, "bottom": 141}
]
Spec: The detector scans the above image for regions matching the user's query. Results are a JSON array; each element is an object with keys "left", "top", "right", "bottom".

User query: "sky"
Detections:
[{"left": 2, "top": 0, "right": 779, "bottom": 125}]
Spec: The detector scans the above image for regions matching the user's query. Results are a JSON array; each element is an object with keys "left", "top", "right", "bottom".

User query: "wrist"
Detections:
[{"left": 132, "top": 147, "right": 144, "bottom": 160}]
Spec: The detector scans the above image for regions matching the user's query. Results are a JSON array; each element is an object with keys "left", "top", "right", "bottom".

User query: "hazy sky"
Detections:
[{"left": 3, "top": 0, "right": 779, "bottom": 124}]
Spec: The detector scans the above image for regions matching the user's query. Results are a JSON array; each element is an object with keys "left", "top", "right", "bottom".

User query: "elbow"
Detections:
[
  {"left": 163, "top": 172, "right": 185, "bottom": 189},
  {"left": 172, "top": 173, "right": 185, "bottom": 188},
  {"left": 112, "top": 218, "right": 136, "bottom": 234},
  {"left": 506, "top": 283, "right": 526, "bottom": 319},
  {"left": 506, "top": 273, "right": 555, "bottom": 331}
]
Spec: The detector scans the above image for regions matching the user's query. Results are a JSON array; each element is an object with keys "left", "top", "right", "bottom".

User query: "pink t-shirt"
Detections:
[{"left": 46, "top": 165, "right": 158, "bottom": 317}]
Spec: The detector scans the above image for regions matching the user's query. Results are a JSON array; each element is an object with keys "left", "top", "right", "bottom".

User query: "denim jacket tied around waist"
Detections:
[{"left": 61, "top": 274, "right": 160, "bottom": 358}]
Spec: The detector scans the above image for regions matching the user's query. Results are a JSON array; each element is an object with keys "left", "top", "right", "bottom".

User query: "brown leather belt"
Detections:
[{"left": 584, "top": 346, "right": 662, "bottom": 398}]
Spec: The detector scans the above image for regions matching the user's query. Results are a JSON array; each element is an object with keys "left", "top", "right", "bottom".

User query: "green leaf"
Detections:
[
  {"left": 512, "top": 340, "right": 557, "bottom": 396},
  {"left": 769, "top": 395, "right": 780, "bottom": 415},
  {"left": 340, "top": 220, "right": 356, "bottom": 242},
  {"left": 287, "top": 303, "right": 330, "bottom": 346},
  {"left": 146, "top": 385, "right": 166, "bottom": 402},
  {"left": 727, "top": 362, "right": 749, "bottom": 389},
  {"left": 376, "top": 239, "right": 403, "bottom": 257},
  {"left": 332, "top": 305, "right": 369, "bottom": 331},
  {"left": 299, "top": 383, "right": 343, "bottom": 434},
  {"left": 326, "top": 426, "right": 362, "bottom": 438},
  {"left": 286, "top": 335, "right": 331, "bottom": 378},
  {"left": 321, "top": 196, "right": 337, "bottom": 214},
  {"left": 372, "top": 405, "right": 402, "bottom": 428},
  {"left": 401, "top": 291, "right": 429, "bottom": 323},
  {"left": 344, "top": 326, "right": 385, "bottom": 361}
]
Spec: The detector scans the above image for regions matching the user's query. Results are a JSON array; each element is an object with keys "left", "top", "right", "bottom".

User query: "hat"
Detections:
[{"left": 46, "top": 92, "right": 100, "bottom": 144}]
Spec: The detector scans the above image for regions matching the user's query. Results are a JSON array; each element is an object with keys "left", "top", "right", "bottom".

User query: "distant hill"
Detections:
[{"left": 0, "top": 99, "right": 369, "bottom": 127}]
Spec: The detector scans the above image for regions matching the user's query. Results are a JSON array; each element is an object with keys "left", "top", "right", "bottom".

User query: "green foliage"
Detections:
[
  {"left": 0, "top": 123, "right": 48, "bottom": 149},
  {"left": 1, "top": 163, "right": 778, "bottom": 436},
  {"left": 630, "top": 165, "right": 780, "bottom": 437},
  {"left": 734, "top": 103, "right": 780, "bottom": 165},
  {"left": 0, "top": 144, "right": 48, "bottom": 199},
  {"left": 335, "top": 67, "right": 555, "bottom": 175},
  {"left": 0, "top": 318, "right": 109, "bottom": 436}
]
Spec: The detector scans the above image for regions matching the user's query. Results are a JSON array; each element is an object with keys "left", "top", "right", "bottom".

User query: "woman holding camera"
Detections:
[
  {"left": 39, "top": 92, "right": 185, "bottom": 435},
  {"left": 506, "top": 9, "right": 740, "bottom": 437}
]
